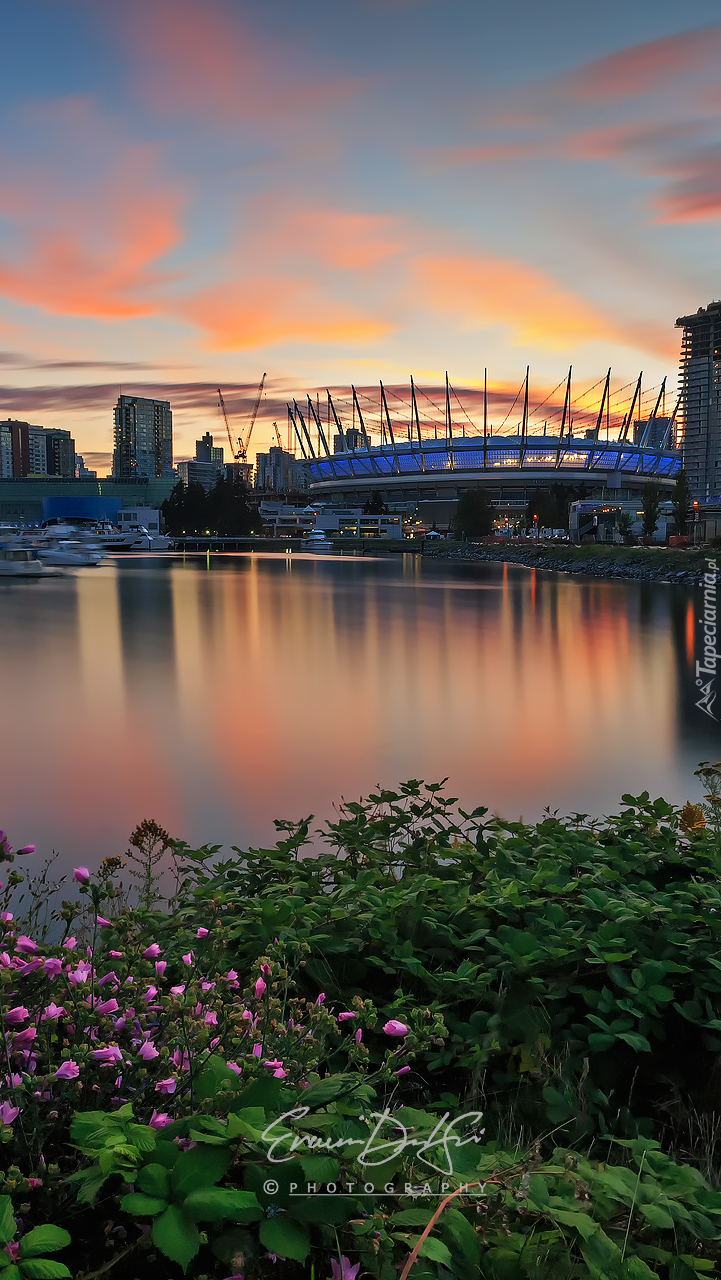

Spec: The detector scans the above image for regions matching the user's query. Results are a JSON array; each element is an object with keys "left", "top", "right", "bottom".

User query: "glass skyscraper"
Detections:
[{"left": 113, "top": 395, "right": 173, "bottom": 479}]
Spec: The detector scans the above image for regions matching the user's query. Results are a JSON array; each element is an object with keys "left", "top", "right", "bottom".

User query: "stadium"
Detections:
[{"left": 288, "top": 372, "right": 682, "bottom": 523}]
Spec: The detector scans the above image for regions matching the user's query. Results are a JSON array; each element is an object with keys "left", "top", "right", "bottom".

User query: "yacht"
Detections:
[{"left": 301, "top": 529, "right": 335, "bottom": 553}]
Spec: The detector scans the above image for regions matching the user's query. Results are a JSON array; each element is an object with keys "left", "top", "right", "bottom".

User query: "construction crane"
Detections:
[
  {"left": 217, "top": 373, "right": 267, "bottom": 462},
  {"left": 273, "top": 422, "right": 283, "bottom": 450}
]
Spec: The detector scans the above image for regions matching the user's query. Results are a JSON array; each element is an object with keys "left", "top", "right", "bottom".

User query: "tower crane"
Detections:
[
  {"left": 273, "top": 422, "right": 283, "bottom": 450},
  {"left": 216, "top": 373, "right": 267, "bottom": 462}
]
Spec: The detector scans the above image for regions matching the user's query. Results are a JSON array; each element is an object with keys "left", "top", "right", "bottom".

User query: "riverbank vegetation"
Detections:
[{"left": 3, "top": 770, "right": 721, "bottom": 1277}]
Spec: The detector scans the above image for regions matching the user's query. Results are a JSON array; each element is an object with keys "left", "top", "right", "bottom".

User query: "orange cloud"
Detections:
[
  {"left": 278, "top": 210, "right": 404, "bottom": 271},
  {"left": 0, "top": 99, "right": 182, "bottom": 320},
  {"left": 413, "top": 254, "right": 617, "bottom": 351},
  {"left": 179, "top": 276, "right": 393, "bottom": 350}
]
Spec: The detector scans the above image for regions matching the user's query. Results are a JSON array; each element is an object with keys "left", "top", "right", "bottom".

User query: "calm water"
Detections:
[{"left": 0, "top": 551, "right": 715, "bottom": 871}]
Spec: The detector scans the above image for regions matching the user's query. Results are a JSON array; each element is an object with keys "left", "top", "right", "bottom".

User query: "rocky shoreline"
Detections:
[{"left": 424, "top": 541, "right": 712, "bottom": 586}]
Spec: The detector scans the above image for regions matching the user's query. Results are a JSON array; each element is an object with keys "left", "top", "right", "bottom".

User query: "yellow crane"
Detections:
[{"left": 217, "top": 373, "right": 267, "bottom": 462}]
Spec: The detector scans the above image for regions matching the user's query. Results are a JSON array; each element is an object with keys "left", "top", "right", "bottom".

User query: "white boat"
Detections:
[
  {"left": 101, "top": 526, "right": 173, "bottom": 551},
  {"left": 301, "top": 530, "right": 335, "bottom": 553},
  {"left": 0, "top": 547, "right": 49, "bottom": 577},
  {"left": 35, "top": 539, "right": 104, "bottom": 566}
]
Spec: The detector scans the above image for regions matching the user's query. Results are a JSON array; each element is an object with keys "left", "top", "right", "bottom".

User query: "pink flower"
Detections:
[
  {"left": 0, "top": 913, "right": 12, "bottom": 923},
  {"left": 155, "top": 961, "right": 167, "bottom": 976},
  {"left": 143, "top": 944, "right": 161, "bottom": 960},
  {"left": 149, "top": 1110, "right": 171, "bottom": 1128},
  {"left": 254, "top": 978, "right": 266, "bottom": 999},
  {"left": 42, "top": 1003, "right": 66, "bottom": 1020},
  {"left": 396, "top": 1066, "right": 411, "bottom": 1076},
  {"left": 170, "top": 984, "right": 185, "bottom": 996},
  {"left": 273, "top": 1068, "right": 287, "bottom": 1079},
  {"left": 98, "top": 971, "right": 117, "bottom": 987},
  {"left": 92, "top": 1046, "right": 123, "bottom": 1064},
  {"left": 355, "top": 1029, "right": 363, "bottom": 1044},
  {"left": 54, "top": 1061, "right": 80, "bottom": 1080},
  {"left": 16, "top": 958, "right": 42, "bottom": 977},
  {"left": 5, "top": 1007, "right": 28, "bottom": 1024},
  {"left": 27, "top": 1178, "right": 42, "bottom": 1188},
  {"left": 62, "top": 938, "right": 77, "bottom": 950},
  {"left": 331, "top": 1259, "right": 360, "bottom": 1280},
  {"left": 95, "top": 998, "right": 119, "bottom": 1017},
  {"left": 0, "top": 1103, "right": 19, "bottom": 1124},
  {"left": 68, "top": 963, "right": 91, "bottom": 986},
  {"left": 73, "top": 867, "right": 90, "bottom": 884},
  {"left": 12, "top": 1028, "right": 37, "bottom": 1047},
  {"left": 252, "top": 1043, "right": 263, "bottom": 1057},
  {"left": 196, "top": 928, "right": 209, "bottom": 939},
  {"left": 260, "top": 963, "right": 271, "bottom": 976},
  {"left": 138, "top": 1041, "right": 159, "bottom": 1061},
  {"left": 96, "top": 917, "right": 111, "bottom": 928},
  {"left": 338, "top": 1012, "right": 356, "bottom": 1022},
  {"left": 263, "top": 1058, "right": 283, "bottom": 1070},
  {"left": 226, "top": 1061, "right": 242, "bottom": 1076},
  {"left": 15, "top": 936, "right": 37, "bottom": 955},
  {"left": 382, "top": 1020, "right": 408, "bottom": 1037},
  {"left": 182, "top": 952, "right": 193, "bottom": 965},
  {"left": 204, "top": 1011, "right": 218, "bottom": 1026},
  {"left": 155, "top": 1078, "right": 177, "bottom": 1095},
  {"left": 43, "top": 957, "right": 63, "bottom": 977},
  {"left": 315, "top": 993, "right": 326, "bottom": 1005},
  {"left": 109, "top": 950, "right": 123, "bottom": 958},
  {"left": 201, "top": 981, "right": 216, "bottom": 991},
  {"left": 226, "top": 969, "right": 238, "bottom": 982},
  {"left": 17, "top": 846, "right": 35, "bottom": 856},
  {"left": 143, "top": 987, "right": 158, "bottom": 1003}
]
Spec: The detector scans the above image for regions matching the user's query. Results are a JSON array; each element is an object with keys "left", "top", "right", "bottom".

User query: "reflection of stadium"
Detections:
[{"left": 288, "top": 377, "right": 682, "bottom": 518}]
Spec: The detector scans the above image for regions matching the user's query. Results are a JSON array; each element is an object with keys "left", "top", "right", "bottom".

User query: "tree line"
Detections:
[{"left": 161, "top": 476, "right": 263, "bottom": 536}]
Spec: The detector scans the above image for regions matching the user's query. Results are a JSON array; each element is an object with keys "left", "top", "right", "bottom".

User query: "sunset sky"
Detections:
[{"left": 1, "top": 0, "right": 720, "bottom": 469}]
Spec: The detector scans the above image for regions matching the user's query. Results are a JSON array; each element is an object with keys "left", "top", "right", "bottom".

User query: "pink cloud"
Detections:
[
  {"left": 560, "top": 25, "right": 721, "bottom": 102},
  {"left": 115, "top": 0, "right": 360, "bottom": 126}
]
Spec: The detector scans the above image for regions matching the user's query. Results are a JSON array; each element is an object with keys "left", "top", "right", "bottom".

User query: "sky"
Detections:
[{"left": 1, "top": 0, "right": 720, "bottom": 470}]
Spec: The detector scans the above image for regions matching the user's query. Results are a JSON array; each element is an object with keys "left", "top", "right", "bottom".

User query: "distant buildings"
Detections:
[
  {"left": 177, "top": 430, "right": 226, "bottom": 490},
  {"left": 0, "top": 420, "right": 76, "bottom": 478},
  {"left": 677, "top": 301, "right": 721, "bottom": 498},
  {"left": 75, "top": 455, "right": 97, "bottom": 479},
  {"left": 255, "top": 446, "right": 308, "bottom": 494},
  {"left": 113, "top": 395, "right": 173, "bottom": 479}
]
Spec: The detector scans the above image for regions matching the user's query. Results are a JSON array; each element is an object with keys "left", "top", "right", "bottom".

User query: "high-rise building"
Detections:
[
  {"left": 0, "top": 420, "right": 75, "bottom": 478},
  {"left": 195, "top": 432, "right": 224, "bottom": 465},
  {"left": 113, "top": 395, "right": 173, "bottom": 479},
  {"left": 255, "top": 447, "right": 308, "bottom": 493},
  {"left": 676, "top": 302, "right": 721, "bottom": 498}
]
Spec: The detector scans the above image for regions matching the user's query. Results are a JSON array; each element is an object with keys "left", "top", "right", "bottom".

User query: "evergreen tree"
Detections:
[
  {"left": 642, "top": 481, "right": 661, "bottom": 539},
  {"left": 453, "top": 488, "right": 495, "bottom": 539}
]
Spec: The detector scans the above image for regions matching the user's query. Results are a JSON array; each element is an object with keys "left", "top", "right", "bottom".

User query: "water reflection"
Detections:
[{"left": 0, "top": 553, "right": 712, "bottom": 870}]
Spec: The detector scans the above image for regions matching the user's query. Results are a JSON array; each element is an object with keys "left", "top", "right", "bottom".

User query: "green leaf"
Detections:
[
  {"left": 171, "top": 1145, "right": 231, "bottom": 1197},
  {"left": 137, "top": 1163, "right": 171, "bottom": 1200},
  {"left": 64, "top": 1166, "right": 109, "bottom": 1206},
  {"left": 151, "top": 1205, "right": 201, "bottom": 1273},
  {"left": 0, "top": 1270, "right": 20, "bottom": 1280},
  {"left": 231, "top": 1076, "right": 283, "bottom": 1111},
  {"left": 193, "top": 1053, "right": 240, "bottom": 1101},
  {"left": 617, "top": 1032, "right": 652, "bottom": 1052},
  {"left": 258, "top": 1218, "right": 310, "bottom": 1263},
  {"left": 119, "top": 1192, "right": 168, "bottom": 1218},
  {"left": 149, "top": 1142, "right": 181, "bottom": 1169},
  {"left": 183, "top": 1188, "right": 261, "bottom": 1224},
  {"left": 0, "top": 1256, "right": 10, "bottom": 1272},
  {"left": 624, "top": 1258, "right": 660, "bottom": 1279},
  {"left": 18, "top": 1228, "right": 71, "bottom": 1259},
  {"left": 416, "top": 1236, "right": 453, "bottom": 1267},
  {"left": 639, "top": 1202, "right": 675, "bottom": 1230},
  {"left": 299, "top": 1155, "right": 341, "bottom": 1183},
  {"left": 392, "top": 1209, "right": 435, "bottom": 1227},
  {"left": 0, "top": 1199, "right": 16, "bottom": 1247},
  {"left": 18, "top": 1264, "right": 72, "bottom": 1280},
  {"left": 300, "top": 1074, "right": 360, "bottom": 1108}
]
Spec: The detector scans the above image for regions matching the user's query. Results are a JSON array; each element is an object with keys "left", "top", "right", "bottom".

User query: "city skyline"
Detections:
[{"left": 0, "top": 1, "right": 720, "bottom": 469}]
